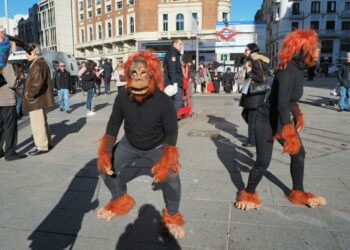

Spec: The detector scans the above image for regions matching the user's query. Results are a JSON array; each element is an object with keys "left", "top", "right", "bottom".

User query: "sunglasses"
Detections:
[{"left": 59, "top": 65, "right": 65, "bottom": 67}]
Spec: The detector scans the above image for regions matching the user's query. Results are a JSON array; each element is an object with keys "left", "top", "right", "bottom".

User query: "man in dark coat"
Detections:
[
  {"left": 53, "top": 62, "right": 71, "bottom": 113},
  {"left": 163, "top": 39, "right": 184, "bottom": 111},
  {"left": 23, "top": 45, "right": 55, "bottom": 155},
  {"left": 102, "top": 60, "right": 113, "bottom": 95},
  {"left": 222, "top": 67, "right": 235, "bottom": 93}
]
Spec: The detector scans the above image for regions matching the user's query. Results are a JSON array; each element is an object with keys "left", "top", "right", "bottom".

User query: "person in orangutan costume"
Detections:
[
  {"left": 235, "top": 29, "right": 327, "bottom": 210},
  {"left": 96, "top": 52, "right": 185, "bottom": 238}
]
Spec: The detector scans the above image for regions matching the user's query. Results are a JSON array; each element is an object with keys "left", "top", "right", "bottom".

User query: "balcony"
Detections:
[
  {"left": 289, "top": 11, "right": 304, "bottom": 19},
  {"left": 340, "top": 10, "right": 350, "bottom": 18},
  {"left": 317, "top": 29, "right": 350, "bottom": 38}
]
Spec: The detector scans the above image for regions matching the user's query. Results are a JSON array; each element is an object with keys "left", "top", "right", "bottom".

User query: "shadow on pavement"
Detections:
[
  {"left": 116, "top": 204, "right": 181, "bottom": 250},
  {"left": 28, "top": 159, "right": 99, "bottom": 250},
  {"left": 208, "top": 115, "right": 290, "bottom": 195},
  {"left": 94, "top": 102, "right": 112, "bottom": 112},
  {"left": 207, "top": 115, "right": 247, "bottom": 143}
]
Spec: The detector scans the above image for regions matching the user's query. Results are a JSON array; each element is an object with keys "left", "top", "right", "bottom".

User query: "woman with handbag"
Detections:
[
  {"left": 235, "top": 29, "right": 326, "bottom": 210},
  {"left": 81, "top": 60, "right": 97, "bottom": 116},
  {"left": 239, "top": 43, "right": 270, "bottom": 147}
]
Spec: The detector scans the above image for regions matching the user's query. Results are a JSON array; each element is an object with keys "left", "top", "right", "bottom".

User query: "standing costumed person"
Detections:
[
  {"left": 235, "top": 29, "right": 327, "bottom": 210},
  {"left": 96, "top": 52, "right": 185, "bottom": 238}
]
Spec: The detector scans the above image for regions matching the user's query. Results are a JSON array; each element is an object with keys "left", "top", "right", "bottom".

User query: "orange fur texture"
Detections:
[
  {"left": 162, "top": 208, "right": 185, "bottom": 226},
  {"left": 287, "top": 190, "right": 315, "bottom": 205},
  {"left": 278, "top": 29, "right": 319, "bottom": 69},
  {"left": 281, "top": 124, "right": 301, "bottom": 155},
  {"left": 236, "top": 190, "right": 261, "bottom": 205},
  {"left": 151, "top": 145, "right": 180, "bottom": 182},
  {"left": 293, "top": 104, "right": 305, "bottom": 131},
  {"left": 105, "top": 193, "right": 135, "bottom": 215},
  {"left": 97, "top": 134, "right": 116, "bottom": 174}
]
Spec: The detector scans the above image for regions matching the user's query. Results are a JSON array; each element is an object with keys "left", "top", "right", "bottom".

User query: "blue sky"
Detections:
[{"left": 1, "top": 0, "right": 263, "bottom": 21}]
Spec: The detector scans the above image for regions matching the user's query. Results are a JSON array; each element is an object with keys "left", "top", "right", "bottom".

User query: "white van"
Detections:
[{"left": 8, "top": 50, "right": 80, "bottom": 93}]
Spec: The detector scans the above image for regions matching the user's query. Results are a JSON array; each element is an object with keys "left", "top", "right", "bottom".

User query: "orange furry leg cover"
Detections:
[
  {"left": 274, "top": 124, "right": 301, "bottom": 155},
  {"left": 287, "top": 190, "right": 327, "bottom": 208},
  {"left": 235, "top": 190, "right": 261, "bottom": 210},
  {"left": 96, "top": 193, "right": 135, "bottom": 221},
  {"left": 162, "top": 208, "right": 185, "bottom": 239},
  {"left": 293, "top": 104, "right": 305, "bottom": 132},
  {"left": 97, "top": 134, "right": 116, "bottom": 175},
  {"left": 151, "top": 145, "right": 180, "bottom": 183}
]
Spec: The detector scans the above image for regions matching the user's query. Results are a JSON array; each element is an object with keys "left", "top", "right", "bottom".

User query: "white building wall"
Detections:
[{"left": 54, "top": 0, "right": 74, "bottom": 54}]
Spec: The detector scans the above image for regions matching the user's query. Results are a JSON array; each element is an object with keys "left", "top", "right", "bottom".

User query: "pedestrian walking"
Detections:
[
  {"left": 113, "top": 64, "right": 126, "bottom": 93},
  {"left": 53, "top": 62, "right": 71, "bottom": 113},
  {"left": 81, "top": 60, "right": 96, "bottom": 116},
  {"left": 337, "top": 52, "right": 350, "bottom": 112},
  {"left": 102, "top": 59, "right": 113, "bottom": 95}
]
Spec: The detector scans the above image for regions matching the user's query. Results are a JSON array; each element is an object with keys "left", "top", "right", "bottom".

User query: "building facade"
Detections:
[
  {"left": 73, "top": 0, "right": 231, "bottom": 66},
  {"left": 38, "top": 0, "right": 75, "bottom": 53},
  {"left": 260, "top": 0, "right": 350, "bottom": 68}
]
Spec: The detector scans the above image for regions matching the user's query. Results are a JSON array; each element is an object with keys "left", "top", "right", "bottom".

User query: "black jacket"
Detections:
[
  {"left": 222, "top": 71, "right": 235, "bottom": 86},
  {"left": 53, "top": 70, "right": 71, "bottom": 90},
  {"left": 337, "top": 62, "right": 350, "bottom": 88},
  {"left": 240, "top": 53, "right": 270, "bottom": 109},
  {"left": 164, "top": 46, "right": 183, "bottom": 88},
  {"left": 102, "top": 62, "right": 113, "bottom": 80}
]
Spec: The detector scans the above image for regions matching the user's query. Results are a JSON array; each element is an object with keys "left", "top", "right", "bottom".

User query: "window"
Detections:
[
  {"left": 192, "top": 13, "right": 198, "bottom": 23},
  {"left": 89, "top": 27, "right": 93, "bottom": 41},
  {"left": 88, "top": 11, "right": 92, "bottom": 18},
  {"left": 311, "top": 1, "right": 320, "bottom": 13},
  {"left": 79, "top": 1, "right": 84, "bottom": 11},
  {"left": 345, "top": 2, "right": 350, "bottom": 11},
  {"left": 310, "top": 21, "right": 319, "bottom": 30},
  {"left": 106, "top": 4, "right": 112, "bottom": 13},
  {"left": 118, "top": 20, "right": 122, "bottom": 35},
  {"left": 130, "top": 17, "right": 135, "bottom": 33},
  {"left": 221, "top": 54, "right": 228, "bottom": 61},
  {"left": 129, "top": 0, "right": 135, "bottom": 5},
  {"left": 88, "top": 0, "right": 92, "bottom": 8},
  {"left": 321, "top": 40, "right": 333, "bottom": 53},
  {"left": 163, "top": 14, "right": 168, "bottom": 31},
  {"left": 176, "top": 13, "right": 184, "bottom": 31},
  {"left": 342, "top": 21, "right": 350, "bottom": 30},
  {"left": 291, "top": 22, "right": 299, "bottom": 31},
  {"left": 327, "top": 1, "right": 336, "bottom": 13},
  {"left": 96, "top": 8, "right": 101, "bottom": 15},
  {"left": 80, "top": 29, "right": 84, "bottom": 42},
  {"left": 222, "top": 12, "right": 228, "bottom": 22},
  {"left": 326, "top": 21, "right": 335, "bottom": 30},
  {"left": 292, "top": 3, "right": 300, "bottom": 14},
  {"left": 116, "top": 1, "right": 122, "bottom": 9},
  {"left": 80, "top": 13, "right": 84, "bottom": 20},
  {"left": 98, "top": 25, "right": 102, "bottom": 39},
  {"left": 108, "top": 22, "right": 112, "bottom": 37},
  {"left": 96, "top": 0, "right": 101, "bottom": 5}
]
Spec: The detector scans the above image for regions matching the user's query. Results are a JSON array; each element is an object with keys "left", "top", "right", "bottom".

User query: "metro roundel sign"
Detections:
[{"left": 217, "top": 27, "right": 237, "bottom": 41}]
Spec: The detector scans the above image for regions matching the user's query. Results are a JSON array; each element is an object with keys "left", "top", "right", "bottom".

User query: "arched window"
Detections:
[
  {"left": 89, "top": 27, "right": 93, "bottom": 41},
  {"left": 98, "top": 25, "right": 102, "bottom": 39},
  {"left": 176, "top": 13, "right": 184, "bottom": 31},
  {"left": 118, "top": 20, "right": 123, "bottom": 35},
  {"left": 108, "top": 22, "right": 112, "bottom": 37},
  {"left": 130, "top": 17, "right": 135, "bottom": 33},
  {"left": 81, "top": 29, "right": 84, "bottom": 42}
]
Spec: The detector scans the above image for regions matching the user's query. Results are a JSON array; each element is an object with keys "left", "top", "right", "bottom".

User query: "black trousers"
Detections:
[
  {"left": 100, "top": 137, "right": 181, "bottom": 215},
  {"left": 246, "top": 105, "right": 305, "bottom": 193},
  {"left": 0, "top": 106, "right": 18, "bottom": 157}
]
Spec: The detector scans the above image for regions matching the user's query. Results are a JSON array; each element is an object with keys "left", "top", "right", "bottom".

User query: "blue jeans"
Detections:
[
  {"left": 16, "top": 95, "right": 23, "bottom": 115},
  {"left": 339, "top": 86, "right": 350, "bottom": 109},
  {"left": 104, "top": 79, "right": 111, "bottom": 94},
  {"left": 86, "top": 88, "right": 94, "bottom": 111},
  {"left": 58, "top": 89, "right": 71, "bottom": 111}
]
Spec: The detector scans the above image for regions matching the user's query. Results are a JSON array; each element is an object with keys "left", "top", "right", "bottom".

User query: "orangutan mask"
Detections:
[{"left": 128, "top": 59, "right": 150, "bottom": 96}]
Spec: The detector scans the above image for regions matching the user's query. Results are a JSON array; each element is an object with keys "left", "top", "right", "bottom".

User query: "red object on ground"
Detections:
[
  {"left": 207, "top": 81, "right": 214, "bottom": 93},
  {"left": 177, "top": 78, "right": 193, "bottom": 120}
]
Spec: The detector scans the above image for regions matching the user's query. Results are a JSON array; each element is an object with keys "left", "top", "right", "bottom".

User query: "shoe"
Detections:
[
  {"left": 0, "top": 149, "right": 4, "bottom": 159},
  {"left": 66, "top": 110, "right": 71, "bottom": 114},
  {"left": 60, "top": 108, "right": 64, "bottom": 112},
  {"left": 5, "top": 152, "right": 27, "bottom": 161},
  {"left": 48, "top": 145, "right": 54, "bottom": 150},
  {"left": 87, "top": 111, "right": 96, "bottom": 116},
  {"left": 338, "top": 108, "right": 344, "bottom": 112},
  {"left": 242, "top": 142, "right": 255, "bottom": 147},
  {"left": 28, "top": 149, "right": 49, "bottom": 156}
]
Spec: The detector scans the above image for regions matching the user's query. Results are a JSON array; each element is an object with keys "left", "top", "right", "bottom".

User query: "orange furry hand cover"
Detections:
[
  {"left": 275, "top": 124, "right": 301, "bottom": 155},
  {"left": 97, "top": 134, "right": 116, "bottom": 175},
  {"left": 151, "top": 145, "right": 180, "bottom": 183},
  {"left": 292, "top": 104, "right": 305, "bottom": 132}
]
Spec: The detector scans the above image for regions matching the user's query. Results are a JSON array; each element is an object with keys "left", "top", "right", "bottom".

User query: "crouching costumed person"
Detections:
[
  {"left": 235, "top": 29, "right": 327, "bottom": 210},
  {"left": 96, "top": 52, "right": 185, "bottom": 238}
]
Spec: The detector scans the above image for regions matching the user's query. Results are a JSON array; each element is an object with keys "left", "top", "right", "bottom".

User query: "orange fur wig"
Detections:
[{"left": 278, "top": 29, "right": 319, "bottom": 70}]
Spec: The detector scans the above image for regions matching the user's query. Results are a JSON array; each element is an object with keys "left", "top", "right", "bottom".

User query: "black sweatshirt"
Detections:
[
  {"left": 106, "top": 88, "right": 178, "bottom": 150},
  {"left": 269, "top": 58, "right": 305, "bottom": 125}
]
